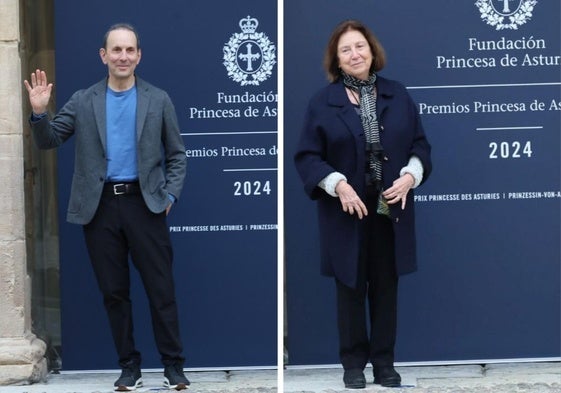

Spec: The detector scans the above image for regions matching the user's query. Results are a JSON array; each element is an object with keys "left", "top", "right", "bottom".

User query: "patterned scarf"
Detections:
[{"left": 341, "top": 71, "right": 383, "bottom": 184}]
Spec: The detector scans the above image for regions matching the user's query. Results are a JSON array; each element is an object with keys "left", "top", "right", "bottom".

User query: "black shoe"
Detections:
[
  {"left": 164, "top": 363, "right": 190, "bottom": 390},
  {"left": 114, "top": 364, "right": 142, "bottom": 391},
  {"left": 373, "top": 366, "right": 401, "bottom": 387},
  {"left": 343, "top": 368, "right": 366, "bottom": 389}
]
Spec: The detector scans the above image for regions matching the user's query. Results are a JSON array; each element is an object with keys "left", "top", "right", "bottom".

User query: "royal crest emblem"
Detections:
[
  {"left": 475, "top": 0, "right": 538, "bottom": 30},
  {"left": 223, "top": 16, "right": 276, "bottom": 86}
]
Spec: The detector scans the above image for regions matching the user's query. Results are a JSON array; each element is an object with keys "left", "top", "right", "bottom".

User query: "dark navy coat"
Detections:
[{"left": 294, "top": 77, "right": 432, "bottom": 288}]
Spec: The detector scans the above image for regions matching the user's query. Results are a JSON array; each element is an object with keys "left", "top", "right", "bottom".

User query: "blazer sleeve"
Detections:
[
  {"left": 160, "top": 92, "right": 187, "bottom": 200},
  {"left": 30, "top": 90, "right": 82, "bottom": 149}
]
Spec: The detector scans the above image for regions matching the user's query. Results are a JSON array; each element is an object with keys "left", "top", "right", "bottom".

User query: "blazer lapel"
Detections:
[
  {"left": 92, "top": 80, "right": 107, "bottom": 151},
  {"left": 135, "top": 77, "right": 149, "bottom": 141}
]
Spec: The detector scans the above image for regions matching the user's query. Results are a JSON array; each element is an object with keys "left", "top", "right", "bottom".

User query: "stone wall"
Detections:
[{"left": 0, "top": 0, "right": 48, "bottom": 385}]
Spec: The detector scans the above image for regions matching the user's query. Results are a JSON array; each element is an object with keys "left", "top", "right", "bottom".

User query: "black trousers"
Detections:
[
  {"left": 336, "top": 186, "right": 398, "bottom": 371},
  {"left": 83, "top": 188, "right": 184, "bottom": 368}
]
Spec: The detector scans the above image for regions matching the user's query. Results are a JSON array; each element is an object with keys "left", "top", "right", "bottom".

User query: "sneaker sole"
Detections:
[
  {"left": 164, "top": 379, "right": 189, "bottom": 390},
  {"left": 115, "top": 378, "right": 143, "bottom": 391}
]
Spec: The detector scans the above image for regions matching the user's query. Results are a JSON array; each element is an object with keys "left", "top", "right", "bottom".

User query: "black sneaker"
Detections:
[
  {"left": 163, "top": 363, "right": 190, "bottom": 390},
  {"left": 114, "top": 364, "right": 143, "bottom": 391}
]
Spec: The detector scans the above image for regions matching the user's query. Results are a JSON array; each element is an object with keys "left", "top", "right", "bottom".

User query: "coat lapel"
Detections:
[
  {"left": 329, "top": 78, "right": 395, "bottom": 133},
  {"left": 375, "top": 77, "right": 393, "bottom": 120},
  {"left": 328, "top": 82, "right": 364, "bottom": 139}
]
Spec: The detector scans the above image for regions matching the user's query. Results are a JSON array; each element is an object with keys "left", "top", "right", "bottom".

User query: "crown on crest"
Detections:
[{"left": 239, "top": 16, "right": 258, "bottom": 33}]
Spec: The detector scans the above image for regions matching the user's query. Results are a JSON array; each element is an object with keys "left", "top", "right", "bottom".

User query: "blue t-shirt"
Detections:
[{"left": 105, "top": 86, "right": 138, "bottom": 182}]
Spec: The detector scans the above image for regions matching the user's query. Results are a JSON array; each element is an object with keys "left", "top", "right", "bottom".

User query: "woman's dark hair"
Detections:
[
  {"left": 323, "top": 19, "right": 386, "bottom": 82},
  {"left": 102, "top": 23, "right": 140, "bottom": 50}
]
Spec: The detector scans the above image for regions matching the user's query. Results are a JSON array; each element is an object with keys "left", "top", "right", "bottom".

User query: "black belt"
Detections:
[{"left": 103, "top": 182, "right": 141, "bottom": 196}]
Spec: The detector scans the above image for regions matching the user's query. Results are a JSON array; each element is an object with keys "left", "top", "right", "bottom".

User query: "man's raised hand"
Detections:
[{"left": 24, "top": 69, "right": 53, "bottom": 115}]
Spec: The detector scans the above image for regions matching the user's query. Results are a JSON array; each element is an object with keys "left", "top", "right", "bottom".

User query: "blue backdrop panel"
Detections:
[
  {"left": 284, "top": 0, "right": 560, "bottom": 365},
  {"left": 54, "top": 0, "right": 277, "bottom": 370}
]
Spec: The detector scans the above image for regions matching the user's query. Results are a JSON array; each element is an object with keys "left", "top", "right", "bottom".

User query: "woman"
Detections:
[{"left": 294, "top": 20, "right": 432, "bottom": 389}]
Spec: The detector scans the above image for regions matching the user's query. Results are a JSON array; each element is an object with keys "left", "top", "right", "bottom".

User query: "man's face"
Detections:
[{"left": 99, "top": 29, "right": 141, "bottom": 81}]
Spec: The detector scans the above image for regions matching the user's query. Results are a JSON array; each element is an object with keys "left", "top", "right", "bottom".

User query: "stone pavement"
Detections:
[
  {"left": 283, "top": 362, "right": 560, "bottom": 393},
  {"left": 0, "top": 369, "right": 277, "bottom": 393},
  {"left": 0, "top": 362, "right": 559, "bottom": 393}
]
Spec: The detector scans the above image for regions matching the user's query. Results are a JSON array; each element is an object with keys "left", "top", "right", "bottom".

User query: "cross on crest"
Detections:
[{"left": 239, "top": 43, "right": 261, "bottom": 72}]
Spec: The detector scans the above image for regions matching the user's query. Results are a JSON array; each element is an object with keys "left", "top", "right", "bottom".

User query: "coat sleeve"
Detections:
[
  {"left": 405, "top": 91, "right": 432, "bottom": 186},
  {"left": 294, "top": 100, "right": 339, "bottom": 200}
]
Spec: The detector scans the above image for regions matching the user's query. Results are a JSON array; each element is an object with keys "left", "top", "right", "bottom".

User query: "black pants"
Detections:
[
  {"left": 83, "top": 189, "right": 184, "bottom": 368},
  {"left": 336, "top": 186, "right": 398, "bottom": 370}
]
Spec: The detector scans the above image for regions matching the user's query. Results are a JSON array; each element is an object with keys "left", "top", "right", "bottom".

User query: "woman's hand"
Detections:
[
  {"left": 383, "top": 173, "right": 415, "bottom": 210},
  {"left": 335, "top": 180, "right": 368, "bottom": 219}
]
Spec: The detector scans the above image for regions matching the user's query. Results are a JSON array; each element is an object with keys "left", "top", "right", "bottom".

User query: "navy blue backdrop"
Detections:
[
  {"left": 54, "top": 0, "right": 277, "bottom": 370},
  {"left": 284, "top": 1, "right": 561, "bottom": 365}
]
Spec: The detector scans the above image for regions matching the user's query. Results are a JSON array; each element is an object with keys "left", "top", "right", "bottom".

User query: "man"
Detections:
[{"left": 24, "top": 23, "right": 189, "bottom": 392}]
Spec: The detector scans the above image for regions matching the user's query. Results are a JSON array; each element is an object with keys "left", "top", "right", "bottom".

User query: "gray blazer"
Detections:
[{"left": 31, "top": 77, "right": 187, "bottom": 225}]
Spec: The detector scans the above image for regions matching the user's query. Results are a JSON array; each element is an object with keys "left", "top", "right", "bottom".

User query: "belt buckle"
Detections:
[{"left": 113, "top": 183, "right": 126, "bottom": 195}]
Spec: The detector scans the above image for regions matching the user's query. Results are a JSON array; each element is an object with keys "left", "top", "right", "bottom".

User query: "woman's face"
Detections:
[{"left": 337, "top": 29, "right": 372, "bottom": 80}]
